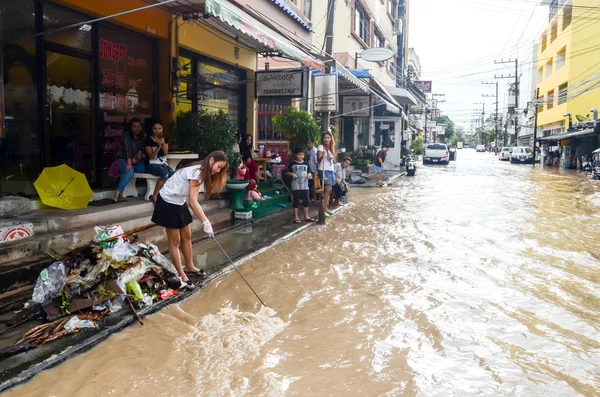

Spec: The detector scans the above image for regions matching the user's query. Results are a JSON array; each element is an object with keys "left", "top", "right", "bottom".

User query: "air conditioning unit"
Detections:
[{"left": 393, "top": 18, "right": 403, "bottom": 35}]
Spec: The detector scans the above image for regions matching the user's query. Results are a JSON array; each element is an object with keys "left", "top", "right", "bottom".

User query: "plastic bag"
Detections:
[
  {"left": 106, "top": 242, "right": 139, "bottom": 262},
  {"left": 64, "top": 315, "right": 97, "bottom": 332},
  {"left": 27, "top": 262, "right": 68, "bottom": 306},
  {"left": 110, "top": 295, "right": 125, "bottom": 313},
  {"left": 117, "top": 261, "right": 147, "bottom": 290},
  {"left": 94, "top": 225, "right": 125, "bottom": 249},
  {"left": 139, "top": 243, "right": 178, "bottom": 279},
  {"left": 126, "top": 280, "right": 143, "bottom": 301}
]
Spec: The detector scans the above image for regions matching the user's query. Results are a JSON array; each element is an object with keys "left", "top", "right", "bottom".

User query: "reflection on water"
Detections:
[{"left": 6, "top": 151, "right": 600, "bottom": 396}]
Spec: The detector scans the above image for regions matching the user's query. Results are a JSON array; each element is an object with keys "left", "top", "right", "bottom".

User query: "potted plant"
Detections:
[
  {"left": 171, "top": 110, "right": 239, "bottom": 173},
  {"left": 272, "top": 107, "right": 320, "bottom": 152}
]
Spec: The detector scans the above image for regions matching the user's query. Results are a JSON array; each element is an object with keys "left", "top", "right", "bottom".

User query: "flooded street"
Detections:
[{"left": 6, "top": 150, "right": 600, "bottom": 396}]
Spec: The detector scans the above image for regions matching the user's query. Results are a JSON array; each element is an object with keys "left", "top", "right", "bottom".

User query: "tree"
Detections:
[
  {"left": 451, "top": 126, "right": 466, "bottom": 146},
  {"left": 436, "top": 115, "right": 455, "bottom": 143}
]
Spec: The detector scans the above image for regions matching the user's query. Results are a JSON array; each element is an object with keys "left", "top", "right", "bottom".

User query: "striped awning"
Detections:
[{"left": 268, "top": 0, "right": 313, "bottom": 32}]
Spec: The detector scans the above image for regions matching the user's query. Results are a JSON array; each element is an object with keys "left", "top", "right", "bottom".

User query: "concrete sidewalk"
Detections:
[{"left": 0, "top": 203, "right": 340, "bottom": 392}]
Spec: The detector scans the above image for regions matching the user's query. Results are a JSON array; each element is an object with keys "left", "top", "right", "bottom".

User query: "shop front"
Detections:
[{"left": 0, "top": 0, "right": 170, "bottom": 195}]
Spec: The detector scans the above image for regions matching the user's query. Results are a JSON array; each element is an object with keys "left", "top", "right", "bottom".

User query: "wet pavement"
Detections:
[{"left": 5, "top": 149, "right": 600, "bottom": 396}]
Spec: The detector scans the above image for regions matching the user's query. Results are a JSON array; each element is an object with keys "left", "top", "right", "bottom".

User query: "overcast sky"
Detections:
[{"left": 408, "top": 0, "right": 548, "bottom": 130}]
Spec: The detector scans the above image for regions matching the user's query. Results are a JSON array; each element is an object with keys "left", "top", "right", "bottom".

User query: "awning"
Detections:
[
  {"left": 204, "top": 0, "right": 325, "bottom": 72},
  {"left": 369, "top": 77, "right": 401, "bottom": 115},
  {"left": 537, "top": 127, "right": 598, "bottom": 142},
  {"left": 385, "top": 86, "right": 417, "bottom": 106},
  {"left": 311, "top": 63, "right": 370, "bottom": 95},
  {"left": 268, "top": 0, "right": 313, "bottom": 32}
]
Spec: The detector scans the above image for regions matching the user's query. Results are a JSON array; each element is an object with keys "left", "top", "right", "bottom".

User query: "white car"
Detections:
[
  {"left": 510, "top": 146, "right": 533, "bottom": 164},
  {"left": 476, "top": 144, "right": 486, "bottom": 152},
  {"left": 499, "top": 147, "right": 512, "bottom": 161},
  {"left": 423, "top": 143, "right": 449, "bottom": 164}
]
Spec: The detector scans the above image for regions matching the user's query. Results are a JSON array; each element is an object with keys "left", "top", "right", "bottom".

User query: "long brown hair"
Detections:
[
  {"left": 321, "top": 131, "right": 336, "bottom": 155},
  {"left": 180, "top": 150, "right": 229, "bottom": 198}
]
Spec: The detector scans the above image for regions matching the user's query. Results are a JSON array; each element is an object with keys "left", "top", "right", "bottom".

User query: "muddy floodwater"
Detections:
[{"left": 6, "top": 150, "right": 600, "bottom": 396}]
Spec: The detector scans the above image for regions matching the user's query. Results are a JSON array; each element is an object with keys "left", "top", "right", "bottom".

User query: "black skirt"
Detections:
[{"left": 151, "top": 194, "right": 193, "bottom": 229}]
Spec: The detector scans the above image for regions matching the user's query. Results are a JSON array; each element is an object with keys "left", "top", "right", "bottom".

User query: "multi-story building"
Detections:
[
  {"left": 535, "top": 0, "right": 600, "bottom": 166},
  {"left": 312, "top": 0, "right": 414, "bottom": 168},
  {"left": 535, "top": 0, "right": 600, "bottom": 135}
]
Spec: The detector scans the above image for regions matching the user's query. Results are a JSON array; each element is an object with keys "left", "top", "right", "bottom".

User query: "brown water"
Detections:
[{"left": 6, "top": 150, "right": 600, "bottom": 396}]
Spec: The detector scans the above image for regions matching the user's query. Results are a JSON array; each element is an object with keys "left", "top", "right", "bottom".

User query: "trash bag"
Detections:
[
  {"left": 350, "top": 171, "right": 366, "bottom": 184},
  {"left": 26, "top": 262, "right": 69, "bottom": 306}
]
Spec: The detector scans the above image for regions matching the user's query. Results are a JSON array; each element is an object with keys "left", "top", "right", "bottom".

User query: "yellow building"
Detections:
[{"left": 536, "top": 0, "right": 600, "bottom": 135}]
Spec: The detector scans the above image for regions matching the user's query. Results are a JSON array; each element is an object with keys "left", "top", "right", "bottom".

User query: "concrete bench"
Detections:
[{"left": 122, "top": 173, "right": 159, "bottom": 201}]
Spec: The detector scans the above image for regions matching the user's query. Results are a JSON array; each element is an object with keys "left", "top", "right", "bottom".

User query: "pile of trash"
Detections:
[{"left": 4, "top": 225, "right": 195, "bottom": 355}]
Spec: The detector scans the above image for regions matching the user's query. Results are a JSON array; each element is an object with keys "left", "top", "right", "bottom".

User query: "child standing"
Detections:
[{"left": 285, "top": 148, "right": 315, "bottom": 224}]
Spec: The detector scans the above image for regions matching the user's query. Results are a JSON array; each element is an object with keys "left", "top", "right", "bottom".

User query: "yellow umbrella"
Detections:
[{"left": 34, "top": 164, "right": 93, "bottom": 210}]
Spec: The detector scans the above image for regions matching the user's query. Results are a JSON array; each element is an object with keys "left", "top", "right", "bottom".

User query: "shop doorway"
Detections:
[{"left": 45, "top": 51, "right": 94, "bottom": 182}]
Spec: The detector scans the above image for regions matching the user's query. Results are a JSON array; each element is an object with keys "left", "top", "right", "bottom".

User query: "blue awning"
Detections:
[
  {"left": 347, "top": 68, "right": 371, "bottom": 79},
  {"left": 269, "top": 0, "right": 313, "bottom": 32}
]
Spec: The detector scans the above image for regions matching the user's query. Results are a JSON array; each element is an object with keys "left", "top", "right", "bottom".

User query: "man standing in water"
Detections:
[{"left": 374, "top": 144, "right": 389, "bottom": 187}]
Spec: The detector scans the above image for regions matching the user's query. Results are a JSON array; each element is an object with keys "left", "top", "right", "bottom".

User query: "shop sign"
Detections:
[
  {"left": 426, "top": 121, "right": 437, "bottom": 129},
  {"left": 256, "top": 71, "right": 304, "bottom": 97},
  {"left": 360, "top": 48, "right": 396, "bottom": 63},
  {"left": 342, "top": 96, "right": 370, "bottom": 117},
  {"left": 314, "top": 74, "right": 338, "bottom": 112},
  {"left": 415, "top": 80, "right": 432, "bottom": 93},
  {"left": 379, "top": 123, "right": 390, "bottom": 130}
]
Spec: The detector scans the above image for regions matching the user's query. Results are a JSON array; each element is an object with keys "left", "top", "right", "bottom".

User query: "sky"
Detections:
[{"left": 408, "top": 0, "right": 549, "bottom": 131}]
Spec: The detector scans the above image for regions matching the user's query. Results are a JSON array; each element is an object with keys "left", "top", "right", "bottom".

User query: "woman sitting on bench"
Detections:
[
  {"left": 144, "top": 119, "right": 175, "bottom": 203},
  {"left": 112, "top": 118, "right": 146, "bottom": 202}
]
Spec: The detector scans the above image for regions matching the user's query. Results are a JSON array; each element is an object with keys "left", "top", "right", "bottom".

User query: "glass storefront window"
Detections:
[
  {"left": 98, "top": 25, "right": 154, "bottom": 186},
  {"left": 44, "top": 4, "right": 92, "bottom": 51},
  {"left": 0, "top": 0, "right": 40, "bottom": 196},
  {"left": 176, "top": 52, "right": 246, "bottom": 133}
]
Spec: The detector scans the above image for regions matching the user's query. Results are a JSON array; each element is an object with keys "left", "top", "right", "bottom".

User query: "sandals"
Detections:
[
  {"left": 304, "top": 218, "right": 316, "bottom": 222},
  {"left": 184, "top": 269, "right": 207, "bottom": 278},
  {"left": 293, "top": 219, "right": 302, "bottom": 224}
]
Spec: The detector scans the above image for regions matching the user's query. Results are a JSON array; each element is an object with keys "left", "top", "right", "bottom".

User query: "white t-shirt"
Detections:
[
  {"left": 307, "top": 146, "right": 318, "bottom": 173},
  {"left": 159, "top": 164, "right": 205, "bottom": 205},
  {"left": 317, "top": 145, "right": 335, "bottom": 171}
]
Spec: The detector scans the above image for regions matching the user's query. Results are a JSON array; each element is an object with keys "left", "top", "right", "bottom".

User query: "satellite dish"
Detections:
[{"left": 360, "top": 48, "right": 396, "bottom": 63}]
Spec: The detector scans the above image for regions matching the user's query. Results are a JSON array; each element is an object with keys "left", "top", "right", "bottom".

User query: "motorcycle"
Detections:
[
  {"left": 581, "top": 155, "right": 592, "bottom": 172},
  {"left": 405, "top": 155, "right": 416, "bottom": 176},
  {"left": 592, "top": 149, "right": 600, "bottom": 180}
]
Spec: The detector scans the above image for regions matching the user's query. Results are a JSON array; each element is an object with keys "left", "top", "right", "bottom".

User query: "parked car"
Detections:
[
  {"left": 423, "top": 143, "right": 449, "bottom": 164},
  {"left": 510, "top": 146, "right": 533, "bottom": 164},
  {"left": 499, "top": 147, "right": 512, "bottom": 161},
  {"left": 476, "top": 144, "right": 486, "bottom": 152}
]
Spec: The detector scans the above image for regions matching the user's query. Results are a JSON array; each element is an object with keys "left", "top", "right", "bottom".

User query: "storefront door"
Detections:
[{"left": 45, "top": 51, "right": 94, "bottom": 182}]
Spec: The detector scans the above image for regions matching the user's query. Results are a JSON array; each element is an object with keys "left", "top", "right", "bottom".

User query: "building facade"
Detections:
[{"left": 535, "top": 0, "right": 600, "bottom": 166}]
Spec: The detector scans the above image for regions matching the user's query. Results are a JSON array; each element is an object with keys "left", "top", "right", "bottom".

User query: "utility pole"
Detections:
[
  {"left": 318, "top": 0, "right": 336, "bottom": 225},
  {"left": 482, "top": 81, "right": 499, "bottom": 153},
  {"left": 495, "top": 58, "right": 519, "bottom": 145},
  {"left": 532, "top": 88, "right": 539, "bottom": 167},
  {"left": 474, "top": 102, "right": 485, "bottom": 144},
  {"left": 430, "top": 93, "right": 445, "bottom": 142},
  {"left": 321, "top": 0, "right": 336, "bottom": 135}
]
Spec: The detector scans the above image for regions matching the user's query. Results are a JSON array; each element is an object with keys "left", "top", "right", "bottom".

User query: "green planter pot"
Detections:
[{"left": 226, "top": 180, "right": 249, "bottom": 210}]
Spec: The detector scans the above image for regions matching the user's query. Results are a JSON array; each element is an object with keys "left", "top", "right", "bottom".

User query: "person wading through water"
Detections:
[{"left": 151, "top": 151, "right": 228, "bottom": 288}]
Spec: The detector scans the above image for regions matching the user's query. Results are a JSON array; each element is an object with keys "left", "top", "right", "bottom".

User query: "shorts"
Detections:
[
  {"left": 318, "top": 170, "right": 335, "bottom": 186},
  {"left": 292, "top": 190, "right": 310, "bottom": 208},
  {"left": 373, "top": 164, "right": 383, "bottom": 174},
  {"left": 151, "top": 194, "right": 193, "bottom": 229}
]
